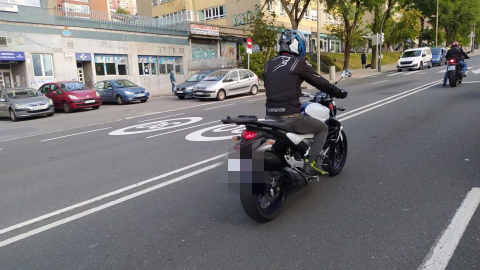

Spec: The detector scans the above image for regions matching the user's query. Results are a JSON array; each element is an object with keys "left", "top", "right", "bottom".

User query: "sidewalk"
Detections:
[{"left": 258, "top": 62, "right": 399, "bottom": 91}]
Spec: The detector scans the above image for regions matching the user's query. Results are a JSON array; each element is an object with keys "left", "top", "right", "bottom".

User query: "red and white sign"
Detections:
[
  {"left": 246, "top": 38, "right": 252, "bottom": 54},
  {"left": 190, "top": 23, "right": 220, "bottom": 36}
]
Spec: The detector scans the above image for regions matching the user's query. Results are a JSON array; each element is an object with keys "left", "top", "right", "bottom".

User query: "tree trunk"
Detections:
[
  {"left": 418, "top": 18, "right": 425, "bottom": 47},
  {"left": 371, "top": 46, "right": 377, "bottom": 69}
]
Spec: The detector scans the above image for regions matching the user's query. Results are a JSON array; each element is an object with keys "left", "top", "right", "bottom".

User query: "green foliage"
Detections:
[
  {"left": 244, "top": 5, "right": 283, "bottom": 60},
  {"left": 239, "top": 47, "right": 275, "bottom": 80},
  {"left": 389, "top": 9, "right": 422, "bottom": 44},
  {"left": 306, "top": 53, "right": 342, "bottom": 73},
  {"left": 115, "top": 7, "right": 130, "bottom": 15}
]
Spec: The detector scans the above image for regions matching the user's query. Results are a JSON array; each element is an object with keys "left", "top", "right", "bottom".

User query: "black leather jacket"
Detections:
[
  {"left": 264, "top": 54, "right": 342, "bottom": 116},
  {"left": 446, "top": 47, "right": 469, "bottom": 62}
]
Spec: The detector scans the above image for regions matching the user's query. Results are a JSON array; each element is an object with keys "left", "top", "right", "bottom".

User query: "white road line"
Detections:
[
  {"left": 145, "top": 120, "right": 220, "bottom": 139},
  {"left": 40, "top": 127, "right": 112, "bottom": 142},
  {"left": 0, "top": 161, "right": 224, "bottom": 248},
  {"left": 137, "top": 113, "right": 185, "bottom": 123},
  {"left": 372, "top": 80, "right": 388, "bottom": 85},
  {"left": 249, "top": 97, "right": 266, "bottom": 102},
  {"left": 403, "top": 70, "right": 421, "bottom": 75},
  {"left": 357, "top": 74, "right": 378, "bottom": 78},
  {"left": 386, "top": 72, "right": 403, "bottom": 77},
  {"left": 437, "top": 70, "right": 446, "bottom": 73},
  {"left": 0, "top": 148, "right": 3, "bottom": 151},
  {"left": 204, "top": 103, "right": 235, "bottom": 111},
  {"left": 338, "top": 81, "right": 440, "bottom": 122},
  {"left": 339, "top": 81, "right": 439, "bottom": 118},
  {"left": 419, "top": 187, "right": 480, "bottom": 270},
  {"left": 472, "top": 68, "right": 480, "bottom": 74},
  {"left": 460, "top": 81, "right": 480, "bottom": 84},
  {"left": 125, "top": 93, "right": 265, "bottom": 120},
  {"left": 418, "top": 72, "right": 427, "bottom": 74},
  {"left": 0, "top": 153, "right": 228, "bottom": 236}
]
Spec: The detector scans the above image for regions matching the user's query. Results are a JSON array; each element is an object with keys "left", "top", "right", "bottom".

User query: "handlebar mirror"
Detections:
[{"left": 341, "top": 69, "right": 353, "bottom": 78}]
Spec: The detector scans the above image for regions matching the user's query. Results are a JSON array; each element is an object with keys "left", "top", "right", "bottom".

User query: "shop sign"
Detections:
[
  {"left": 75, "top": 53, "right": 91, "bottom": 62},
  {"left": 190, "top": 24, "right": 219, "bottom": 36},
  {"left": 0, "top": 51, "right": 25, "bottom": 61},
  {"left": 0, "top": 3, "right": 18, "bottom": 12}
]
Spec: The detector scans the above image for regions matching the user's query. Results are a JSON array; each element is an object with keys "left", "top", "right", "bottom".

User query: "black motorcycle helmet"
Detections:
[{"left": 278, "top": 30, "right": 307, "bottom": 57}]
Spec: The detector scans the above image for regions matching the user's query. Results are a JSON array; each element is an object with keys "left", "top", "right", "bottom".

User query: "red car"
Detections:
[{"left": 38, "top": 81, "right": 102, "bottom": 113}]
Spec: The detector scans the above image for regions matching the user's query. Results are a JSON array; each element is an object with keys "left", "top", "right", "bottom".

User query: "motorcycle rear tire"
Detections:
[
  {"left": 240, "top": 171, "right": 286, "bottom": 223},
  {"left": 448, "top": 70, "right": 457, "bottom": 87}
]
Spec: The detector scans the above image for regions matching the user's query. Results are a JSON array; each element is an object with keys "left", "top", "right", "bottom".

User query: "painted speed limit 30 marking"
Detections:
[
  {"left": 185, "top": 124, "right": 245, "bottom": 142},
  {"left": 109, "top": 117, "right": 203, "bottom": 135}
]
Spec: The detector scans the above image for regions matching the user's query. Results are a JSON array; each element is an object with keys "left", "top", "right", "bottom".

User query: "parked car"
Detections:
[
  {"left": 93, "top": 79, "right": 149, "bottom": 105},
  {"left": 174, "top": 69, "right": 220, "bottom": 100},
  {"left": 397, "top": 47, "right": 433, "bottom": 71},
  {"left": 431, "top": 47, "right": 447, "bottom": 66},
  {"left": 0, "top": 88, "right": 54, "bottom": 121},
  {"left": 38, "top": 81, "right": 102, "bottom": 113},
  {"left": 193, "top": 69, "right": 259, "bottom": 101}
]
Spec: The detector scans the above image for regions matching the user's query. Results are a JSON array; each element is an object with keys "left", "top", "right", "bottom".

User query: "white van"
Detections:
[{"left": 397, "top": 47, "right": 433, "bottom": 71}]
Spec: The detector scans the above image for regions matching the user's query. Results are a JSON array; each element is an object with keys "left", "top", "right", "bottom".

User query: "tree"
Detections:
[
  {"left": 437, "top": 0, "right": 480, "bottom": 46},
  {"left": 245, "top": 5, "right": 284, "bottom": 60},
  {"left": 264, "top": 0, "right": 312, "bottom": 30},
  {"left": 325, "top": 0, "right": 373, "bottom": 70},
  {"left": 390, "top": 8, "right": 422, "bottom": 49},
  {"left": 115, "top": 7, "right": 131, "bottom": 15}
]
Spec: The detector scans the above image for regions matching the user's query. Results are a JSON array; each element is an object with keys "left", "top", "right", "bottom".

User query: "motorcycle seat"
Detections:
[{"left": 254, "top": 120, "right": 297, "bottom": 133}]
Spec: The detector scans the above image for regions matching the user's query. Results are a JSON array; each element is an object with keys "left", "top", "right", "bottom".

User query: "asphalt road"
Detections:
[{"left": 0, "top": 58, "right": 479, "bottom": 270}]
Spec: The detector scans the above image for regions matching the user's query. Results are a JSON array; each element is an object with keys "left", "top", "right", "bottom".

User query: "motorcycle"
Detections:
[
  {"left": 221, "top": 69, "right": 352, "bottom": 223},
  {"left": 447, "top": 54, "right": 469, "bottom": 87}
]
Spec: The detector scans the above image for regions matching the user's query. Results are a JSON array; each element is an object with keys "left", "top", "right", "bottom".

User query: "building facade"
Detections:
[{"left": 0, "top": 1, "right": 190, "bottom": 95}]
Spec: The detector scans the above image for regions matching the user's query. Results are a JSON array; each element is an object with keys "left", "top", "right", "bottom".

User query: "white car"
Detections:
[
  {"left": 397, "top": 47, "right": 433, "bottom": 71},
  {"left": 193, "top": 69, "right": 259, "bottom": 101}
]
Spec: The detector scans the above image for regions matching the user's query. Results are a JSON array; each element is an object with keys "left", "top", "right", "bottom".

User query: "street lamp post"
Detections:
[
  {"left": 378, "top": 11, "right": 388, "bottom": 72},
  {"left": 435, "top": 0, "right": 439, "bottom": 47},
  {"left": 317, "top": 0, "right": 321, "bottom": 74}
]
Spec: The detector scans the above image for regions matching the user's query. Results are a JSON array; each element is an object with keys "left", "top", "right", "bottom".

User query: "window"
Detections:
[
  {"left": 303, "top": 9, "right": 309, "bottom": 19},
  {"left": 138, "top": 56, "right": 158, "bottom": 76},
  {"left": 32, "top": 54, "right": 54, "bottom": 77},
  {"left": 279, "top": 4, "right": 284, "bottom": 15},
  {"left": 159, "top": 47, "right": 166, "bottom": 53},
  {"left": 198, "top": 5, "right": 226, "bottom": 21},
  {"left": 94, "top": 54, "right": 128, "bottom": 76},
  {"left": 169, "top": 48, "right": 175, "bottom": 53},
  {"left": 152, "top": 0, "right": 157, "bottom": 6},
  {"left": 268, "top": 3, "right": 274, "bottom": 13},
  {"left": 179, "top": 48, "right": 185, "bottom": 54},
  {"left": 311, "top": 10, "right": 317, "bottom": 21},
  {"left": 158, "top": 56, "right": 183, "bottom": 75},
  {"left": 239, "top": 70, "right": 250, "bottom": 80}
]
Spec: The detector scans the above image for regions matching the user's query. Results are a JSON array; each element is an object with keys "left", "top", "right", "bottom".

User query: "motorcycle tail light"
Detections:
[
  {"left": 241, "top": 130, "right": 258, "bottom": 140},
  {"left": 328, "top": 104, "right": 334, "bottom": 110},
  {"left": 449, "top": 59, "right": 456, "bottom": 64},
  {"left": 232, "top": 136, "right": 241, "bottom": 142}
]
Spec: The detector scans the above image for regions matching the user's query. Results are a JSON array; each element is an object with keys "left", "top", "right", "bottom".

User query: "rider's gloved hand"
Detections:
[{"left": 336, "top": 89, "right": 348, "bottom": 99}]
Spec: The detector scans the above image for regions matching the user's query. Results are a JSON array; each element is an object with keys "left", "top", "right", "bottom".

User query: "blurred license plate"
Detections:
[
  {"left": 195, "top": 92, "right": 203, "bottom": 95},
  {"left": 85, "top": 99, "right": 95, "bottom": 104},
  {"left": 176, "top": 91, "right": 183, "bottom": 94},
  {"left": 31, "top": 105, "right": 47, "bottom": 111},
  {"left": 447, "top": 65, "right": 456, "bottom": 71},
  {"left": 137, "top": 93, "right": 145, "bottom": 97}
]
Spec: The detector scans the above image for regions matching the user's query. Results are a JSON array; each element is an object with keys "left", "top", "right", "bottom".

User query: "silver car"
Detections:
[
  {"left": 193, "top": 69, "right": 259, "bottom": 101},
  {"left": 0, "top": 88, "right": 55, "bottom": 121}
]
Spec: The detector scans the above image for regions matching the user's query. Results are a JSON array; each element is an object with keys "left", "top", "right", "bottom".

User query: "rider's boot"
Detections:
[{"left": 303, "top": 154, "right": 326, "bottom": 176}]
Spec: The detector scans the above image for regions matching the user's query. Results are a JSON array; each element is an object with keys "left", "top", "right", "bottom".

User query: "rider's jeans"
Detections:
[{"left": 443, "top": 61, "right": 467, "bottom": 84}]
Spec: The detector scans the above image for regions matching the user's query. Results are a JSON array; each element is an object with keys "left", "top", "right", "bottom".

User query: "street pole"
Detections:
[
  {"left": 316, "top": 0, "right": 321, "bottom": 73},
  {"left": 378, "top": 11, "right": 388, "bottom": 72},
  {"left": 435, "top": 0, "right": 439, "bottom": 47},
  {"left": 472, "top": 22, "right": 476, "bottom": 53}
]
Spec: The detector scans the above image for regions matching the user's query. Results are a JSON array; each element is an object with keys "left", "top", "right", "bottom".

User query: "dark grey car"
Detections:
[
  {"left": 0, "top": 88, "right": 55, "bottom": 121},
  {"left": 174, "top": 69, "right": 220, "bottom": 99}
]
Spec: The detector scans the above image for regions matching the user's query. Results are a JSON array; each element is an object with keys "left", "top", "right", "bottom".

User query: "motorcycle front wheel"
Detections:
[
  {"left": 324, "top": 130, "right": 348, "bottom": 176},
  {"left": 240, "top": 171, "right": 286, "bottom": 223}
]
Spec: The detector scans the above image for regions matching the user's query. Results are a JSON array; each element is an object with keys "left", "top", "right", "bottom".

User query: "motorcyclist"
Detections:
[
  {"left": 443, "top": 41, "right": 469, "bottom": 86},
  {"left": 263, "top": 30, "right": 348, "bottom": 176}
]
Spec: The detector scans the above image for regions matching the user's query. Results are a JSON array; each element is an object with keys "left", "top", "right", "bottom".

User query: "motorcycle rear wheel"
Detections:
[
  {"left": 240, "top": 171, "right": 286, "bottom": 223},
  {"left": 324, "top": 130, "right": 348, "bottom": 176},
  {"left": 448, "top": 70, "right": 457, "bottom": 87}
]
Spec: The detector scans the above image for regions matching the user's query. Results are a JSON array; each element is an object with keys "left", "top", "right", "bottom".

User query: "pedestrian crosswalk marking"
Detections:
[{"left": 472, "top": 69, "right": 480, "bottom": 74}]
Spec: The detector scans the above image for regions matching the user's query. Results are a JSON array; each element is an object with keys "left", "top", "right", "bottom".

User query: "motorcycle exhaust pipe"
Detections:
[{"left": 282, "top": 167, "right": 308, "bottom": 194}]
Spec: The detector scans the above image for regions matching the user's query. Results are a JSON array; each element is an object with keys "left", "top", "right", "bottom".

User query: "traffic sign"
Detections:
[{"left": 247, "top": 37, "right": 252, "bottom": 54}]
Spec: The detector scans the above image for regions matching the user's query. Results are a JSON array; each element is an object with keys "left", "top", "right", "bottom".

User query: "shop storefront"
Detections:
[
  {"left": 189, "top": 23, "right": 222, "bottom": 72},
  {"left": 0, "top": 51, "right": 25, "bottom": 89}
]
